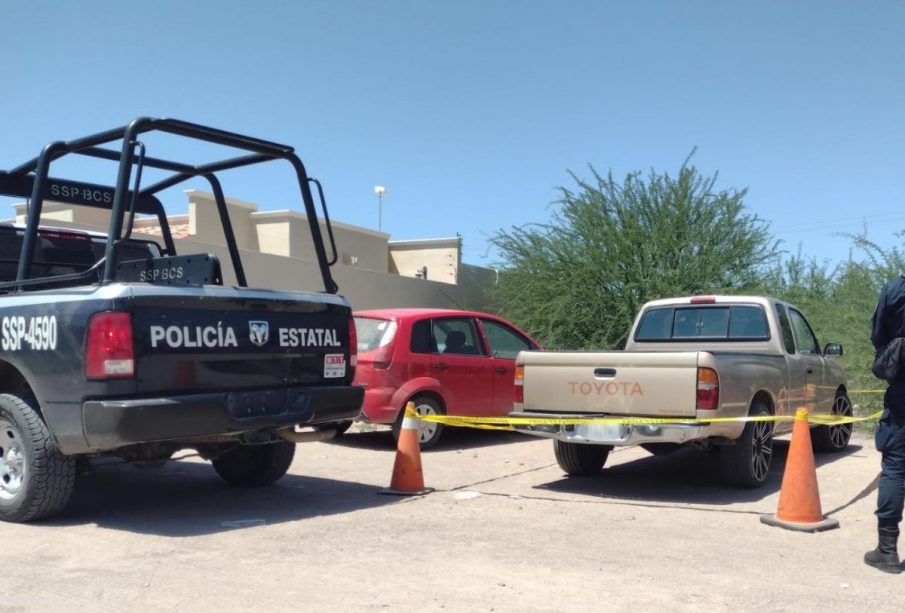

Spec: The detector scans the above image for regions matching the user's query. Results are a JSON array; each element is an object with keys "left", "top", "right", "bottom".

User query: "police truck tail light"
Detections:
[
  {"left": 347, "top": 316, "right": 358, "bottom": 380},
  {"left": 85, "top": 311, "right": 135, "bottom": 379},
  {"left": 514, "top": 365, "right": 524, "bottom": 404},
  {"left": 696, "top": 367, "right": 719, "bottom": 410},
  {"left": 348, "top": 317, "right": 358, "bottom": 367}
]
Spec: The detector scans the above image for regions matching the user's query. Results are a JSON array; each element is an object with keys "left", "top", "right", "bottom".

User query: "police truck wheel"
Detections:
[
  {"left": 719, "top": 402, "right": 773, "bottom": 488},
  {"left": 212, "top": 441, "right": 295, "bottom": 486},
  {"left": 0, "top": 393, "right": 76, "bottom": 523},
  {"left": 554, "top": 440, "right": 612, "bottom": 476},
  {"left": 811, "top": 392, "right": 853, "bottom": 453}
]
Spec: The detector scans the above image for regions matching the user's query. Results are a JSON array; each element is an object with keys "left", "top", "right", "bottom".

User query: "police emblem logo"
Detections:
[{"left": 249, "top": 321, "right": 269, "bottom": 346}]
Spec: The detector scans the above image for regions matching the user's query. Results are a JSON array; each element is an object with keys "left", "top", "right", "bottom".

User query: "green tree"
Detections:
[
  {"left": 831, "top": 231, "right": 905, "bottom": 418},
  {"left": 490, "top": 153, "right": 779, "bottom": 349}
]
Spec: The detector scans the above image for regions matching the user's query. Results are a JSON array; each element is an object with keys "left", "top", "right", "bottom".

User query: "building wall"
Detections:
[
  {"left": 253, "top": 213, "right": 299, "bottom": 258},
  {"left": 187, "top": 191, "right": 260, "bottom": 251},
  {"left": 388, "top": 238, "right": 460, "bottom": 284},
  {"left": 7, "top": 191, "right": 495, "bottom": 312},
  {"left": 15, "top": 201, "right": 110, "bottom": 230},
  {"left": 328, "top": 221, "right": 389, "bottom": 273},
  {"left": 175, "top": 237, "right": 489, "bottom": 311},
  {"left": 186, "top": 190, "right": 391, "bottom": 273},
  {"left": 252, "top": 214, "right": 390, "bottom": 271}
]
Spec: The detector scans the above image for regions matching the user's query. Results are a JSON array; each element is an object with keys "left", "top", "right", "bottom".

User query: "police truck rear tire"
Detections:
[
  {"left": 212, "top": 441, "right": 295, "bottom": 486},
  {"left": 0, "top": 393, "right": 76, "bottom": 523},
  {"left": 554, "top": 440, "right": 611, "bottom": 476}
]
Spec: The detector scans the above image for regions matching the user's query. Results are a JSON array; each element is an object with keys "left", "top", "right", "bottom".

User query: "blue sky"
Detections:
[{"left": 1, "top": 1, "right": 903, "bottom": 267}]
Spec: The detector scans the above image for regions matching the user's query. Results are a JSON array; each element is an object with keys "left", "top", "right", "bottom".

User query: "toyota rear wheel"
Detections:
[
  {"left": 811, "top": 392, "right": 853, "bottom": 453},
  {"left": 718, "top": 402, "right": 774, "bottom": 488},
  {"left": 554, "top": 440, "right": 612, "bottom": 476}
]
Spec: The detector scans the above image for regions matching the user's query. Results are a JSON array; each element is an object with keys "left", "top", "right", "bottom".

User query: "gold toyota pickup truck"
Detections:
[{"left": 511, "top": 295, "right": 852, "bottom": 488}]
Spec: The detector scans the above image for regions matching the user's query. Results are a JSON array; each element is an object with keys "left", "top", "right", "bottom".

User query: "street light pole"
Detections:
[{"left": 373, "top": 185, "right": 387, "bottom": 232}]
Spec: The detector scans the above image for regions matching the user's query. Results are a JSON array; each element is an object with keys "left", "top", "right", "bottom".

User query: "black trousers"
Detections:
[{"left": 876, "top": 395, "right": 905, "bottom": 528}]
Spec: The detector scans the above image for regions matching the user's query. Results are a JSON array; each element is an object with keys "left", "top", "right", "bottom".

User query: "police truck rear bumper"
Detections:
[{"left": 82, "top": 385, "right": 364, "bottom": 451}]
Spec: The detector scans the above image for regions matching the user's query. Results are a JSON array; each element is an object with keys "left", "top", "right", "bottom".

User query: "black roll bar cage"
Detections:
[{"left": 0, "top": 117, "right": 340, "bottom": 293}]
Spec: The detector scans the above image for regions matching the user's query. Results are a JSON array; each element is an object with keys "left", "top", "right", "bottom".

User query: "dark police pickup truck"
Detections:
[{"left": 0, "top": 118, "right": 363, "bottom": 522}]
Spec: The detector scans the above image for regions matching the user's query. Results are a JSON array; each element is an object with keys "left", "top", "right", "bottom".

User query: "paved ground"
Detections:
[{"left": 1, "top": 425, "right": 900, "bottom": 612}]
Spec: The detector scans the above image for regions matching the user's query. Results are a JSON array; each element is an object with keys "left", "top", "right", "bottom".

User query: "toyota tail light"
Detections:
[
  {"left": 514, "top": 365, "right": 524, "bottom": 404},
  {"left": 696, "top": 367, "right": 719, "bottom": 410}
]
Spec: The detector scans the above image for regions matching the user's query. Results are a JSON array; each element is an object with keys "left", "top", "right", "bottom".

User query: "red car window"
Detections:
[
  {"left": 480, "top": 319, "right": 534, "bottom": 359},
  {"left": 410, "top": 319, "right": 435, "bottom": 354},
  {"left": 432, "top": 317, "right": 483, "bottom": 356}
]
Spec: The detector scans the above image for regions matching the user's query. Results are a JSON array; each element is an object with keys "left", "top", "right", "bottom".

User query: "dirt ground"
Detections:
[{"left": 1, "top": 425, "right": 900, "bottom": 613}]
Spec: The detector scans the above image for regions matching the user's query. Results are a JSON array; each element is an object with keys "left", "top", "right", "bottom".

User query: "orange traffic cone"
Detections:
[
  {"left": 380, "top": 402, "right": 432, "bottom": 496},
  {"left": 761, "top": 408, "right": 839, "bottom": 532}
]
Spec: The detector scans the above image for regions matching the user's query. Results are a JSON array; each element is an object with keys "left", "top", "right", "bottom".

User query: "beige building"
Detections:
[{"left": 8, "top": 190, "right": 495, "bottom": 312}]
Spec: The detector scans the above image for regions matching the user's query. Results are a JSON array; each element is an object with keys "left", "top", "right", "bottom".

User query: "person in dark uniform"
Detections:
[{"left": 868, "top": 274, "right": 905, "bottom": 573}]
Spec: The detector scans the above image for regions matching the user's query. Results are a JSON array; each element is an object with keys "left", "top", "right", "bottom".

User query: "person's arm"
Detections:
[{"left": 871, "top": 283, "right": 890, "bottom": 349}]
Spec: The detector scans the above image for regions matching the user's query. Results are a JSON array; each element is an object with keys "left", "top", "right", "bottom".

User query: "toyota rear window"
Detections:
[{"left": 635, "top": 305, "right": 769, "bottom": 341}]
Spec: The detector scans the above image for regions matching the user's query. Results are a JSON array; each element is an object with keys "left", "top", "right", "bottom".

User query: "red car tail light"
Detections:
[
  {"left": 696, "top": 367, "right": 719, "bottom": 410},
  {"left": 85, "top": 311, "right": 135, "bottom": 379},
  {"left": 514, "top": 365, "right": 524, "bottom": 403},
  {"left": 373, "top": 320, "right": 398, "bottom": 370},
  {"left": 373, "top": 350, "right": 392, "bottom": 369}
]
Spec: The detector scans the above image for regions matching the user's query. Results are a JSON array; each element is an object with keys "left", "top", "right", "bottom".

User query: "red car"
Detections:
[{"left": 352, "top": 308, "right": 541, "bottom": 448}]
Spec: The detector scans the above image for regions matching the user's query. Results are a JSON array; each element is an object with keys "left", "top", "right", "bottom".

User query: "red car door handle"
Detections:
[
  {"left": 494, "top": 367, "right": 507, "bottom": 375},
  {"left": 432, "top": 363, "right": 449, "bottom": 371}
]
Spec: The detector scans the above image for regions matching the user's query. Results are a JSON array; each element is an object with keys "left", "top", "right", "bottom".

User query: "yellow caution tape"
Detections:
[
  {"left": 408, "top": 388, "right": 888, "bottom": 430},
  {"left": 803, "top": 386, "right": 885, "bottom": 394},
  {"left": 414, "top": 410, "right": 882, "bottom": 429}
]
